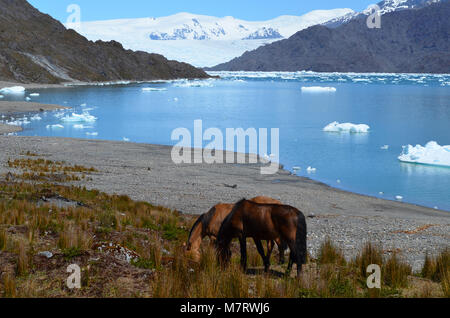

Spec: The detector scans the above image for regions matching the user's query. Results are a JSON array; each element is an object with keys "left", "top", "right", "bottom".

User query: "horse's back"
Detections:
[{"left": 250, "top": 196, "right": 282, "bottom": 205}]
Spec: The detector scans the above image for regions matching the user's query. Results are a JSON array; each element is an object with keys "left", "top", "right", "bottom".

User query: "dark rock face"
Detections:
[
  {"left": 209, "top": 2, "right": 450, "bottom": 73},
  {"left": 0, "top": 0, "right": 209, "bottom": 83}
]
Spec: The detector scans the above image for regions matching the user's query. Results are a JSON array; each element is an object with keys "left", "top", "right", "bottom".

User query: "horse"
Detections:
[
  {"left": 185, "top": 196, "right": 288, "bottom": 264},
  {"left": 216, "top": 199, "right": 307, "bottom": 277}
]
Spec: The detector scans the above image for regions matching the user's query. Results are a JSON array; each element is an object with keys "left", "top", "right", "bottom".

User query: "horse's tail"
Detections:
[{"left": 295, "top": 211, "right": 307, "bottom": 265}]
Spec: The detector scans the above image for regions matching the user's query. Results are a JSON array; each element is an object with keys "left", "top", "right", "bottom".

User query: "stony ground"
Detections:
[{"left": 1, "top": 136, "right": 448, "bottom": 271}]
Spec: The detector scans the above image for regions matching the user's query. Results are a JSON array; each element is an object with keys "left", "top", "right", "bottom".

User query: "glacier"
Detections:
[
  {"left": 74, "top": 10, "right": 353, "bottom": 67},
  {"left": 398, "top": 141, "right": 450, "bottom": 167},
  {"left": 323, "top": 122, "right": 370, "bottom": 133}
]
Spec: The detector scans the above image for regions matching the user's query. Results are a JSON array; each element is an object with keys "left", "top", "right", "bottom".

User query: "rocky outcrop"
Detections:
[{"left": 0, "top": 0, "right": 209, "bottom": 84}]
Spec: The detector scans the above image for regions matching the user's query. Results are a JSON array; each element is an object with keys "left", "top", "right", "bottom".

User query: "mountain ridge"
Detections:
[{"left": 208, "top": 1, "right": 450, "bottom": 73}]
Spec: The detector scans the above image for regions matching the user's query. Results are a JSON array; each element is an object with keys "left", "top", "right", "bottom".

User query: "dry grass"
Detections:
[{"left": 0, "top": 153, "right": 447, "bottom": 298}]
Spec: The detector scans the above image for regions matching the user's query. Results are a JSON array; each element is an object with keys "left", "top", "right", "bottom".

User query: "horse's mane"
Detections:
[{"left": 188, "top": 213, "right": 205, "bottom": 243}]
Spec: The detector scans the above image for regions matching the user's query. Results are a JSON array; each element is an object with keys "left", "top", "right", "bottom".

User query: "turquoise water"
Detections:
[{"left": 2, "top": 72, "right": 450, "bottom": 211}]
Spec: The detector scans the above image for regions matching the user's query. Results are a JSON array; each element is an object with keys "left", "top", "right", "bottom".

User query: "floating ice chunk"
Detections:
[
  {"left": 174, "top": 80, "right": 214, "bottom": 88},
  {"left": 381, "top": 145, "right": 390, "bottom": 150},
  {"left": 80, "top": 103, "right": 87, "bottom": 107},
  {"left": 47, "top": 124, "right": 64, "bottom": 129},
  {"left": 398, "top": 141, "right": 450, "bottom": 167},
  {"left": 301, "top": 86, "right": 336, "bottom": 93},
  {"left": 337, "top": 179, "right": 341, "bottom": 184},
  {"left": 142, "top": 87, "right": 167, "bottom": 92},
  {"left": 379, "top": 192, "right": 384, "bottom": 195},
  {"left": 173, "top": 97, "right": 179, "bottom": 102},
  {"left": 323, "top": 121, "right": 370, "bottom": 133},
  {"left": 61, "top": 112, "right": 97, "bottom": 123},
  {"left": 73, "top": 124, "right": 92, "bottom": 129},
  {"left": 86, "top": 132, "right": 98, "bottom": 136},
  {"left": 396, "top": 195, "right": 403, "bottom": 201},
  {"left": 123, "top": 137, "right": 130, "bottom": 142},
  {"left": 0, "top": 86, "right": 25, "bottom": 94},
  {"left": 25, "top": 97, "right": 31, "bottom": 101},
  {"left": 0, "top": 95, "right": 4, "bottom": 98},
  {"left": 307, "top": 167, "right": 317, "bottom": 173},
  {"left": 30, "top": 114, "right": 42, "bottom": 121},
  {"left": 29, "top": 93, "right": 40, "bottom": 97},
  {"left": 292, "top": 166, "right": 301, "bottom": 171}
]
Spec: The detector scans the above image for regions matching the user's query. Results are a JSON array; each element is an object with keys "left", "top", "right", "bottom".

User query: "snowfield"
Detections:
[
  {"left": 73, "top": 10, "right": 353, "bottom": 67},
  {"left": 398, "top": 141, "right": 450, "bottom": 167}
]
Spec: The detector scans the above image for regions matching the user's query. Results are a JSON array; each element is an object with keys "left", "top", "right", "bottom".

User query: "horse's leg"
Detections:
[
  {"left": 275, "top": 238, "right": 287, "bottom": 265},
  {"left": 266, "top": 240, "right": 275, "bottom": 266},
  {"left": 239, "top": 236, "right": 248, "bottom": 272},
  {"left": 254, "top": 239, "right": 270, "bottom": 272},
  {"left": 285, "top": 240, "right": 296, "bottom": 276}
]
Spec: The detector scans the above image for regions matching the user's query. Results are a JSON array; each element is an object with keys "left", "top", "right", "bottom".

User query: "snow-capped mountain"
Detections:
[
  {"left": 324, "top": 0, "right": 443, "bottom": 27},
  {"left": 74, "top": 9, "right": 353, "bottom": 67}
]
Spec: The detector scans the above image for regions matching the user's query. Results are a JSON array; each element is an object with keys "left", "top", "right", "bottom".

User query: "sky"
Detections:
[{"left": 29, "top": 0, "right": 377, "bottom": 22}]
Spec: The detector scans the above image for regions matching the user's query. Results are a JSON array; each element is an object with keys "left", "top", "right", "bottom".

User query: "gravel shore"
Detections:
[{"left": 1, "top": 136, "right": 448, "bottom": 270}]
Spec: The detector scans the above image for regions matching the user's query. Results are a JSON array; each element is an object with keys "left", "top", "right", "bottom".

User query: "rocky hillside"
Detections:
[
  {"left": 0, "top": 0, "right": 209, "bottom": 84},
  {"left": 209, "top": 1, "right": 450, "bottom": 73}
]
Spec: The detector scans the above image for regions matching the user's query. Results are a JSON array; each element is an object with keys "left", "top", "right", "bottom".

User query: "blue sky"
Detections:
[{"left": 29, "top": 0, "right": 376, "bottom": 22}]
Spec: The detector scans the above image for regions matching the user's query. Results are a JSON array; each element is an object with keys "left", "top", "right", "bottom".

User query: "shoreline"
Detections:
[
  {"left": 0, "top": 135, "right": 448, "bottom": 269},
  {"left": 0, "top": 100, "right": 68, "bottom": 134}
]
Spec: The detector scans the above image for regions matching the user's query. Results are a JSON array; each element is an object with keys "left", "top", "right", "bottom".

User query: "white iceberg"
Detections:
[
  {"left": 46, "top": 124, "right": 64, "bottom": 129},
  {"left": 30, "top": 114, "right": 42, "bottom": 121},
  {"left": 398, "top": 141, "right": 450, "bottom": 167},
  {"left": 174, "top": 80, "right": 214, "bottom": 88},
  {"left": 142, "top": 87, "right": 167, "bottom": 92},
  {"left": 86, "top": 132, "right": 99, "bottom": 136},
  {"left": 29, "top": 93, "right": 40, "bottom": 97},
  {"left": 61, "top": 112, "right": 97, "bottom": 123},
  {"left": 0, "top": 86, "right": 25, "bottom": 94},
  {"left": 323, "top": 121, "right": 370, "bottom": 133},
  {"left": 123, "top": 137, "right": 130, "bottom": 142},
  {"left": 381, "top": 145, "right": 390, "bottom": 150},
  {"left": 307, "top": 166, "right": 317, "bottom": 173},
  {"left": 301, "top": 86, "right": 336, "bottom": 93}
]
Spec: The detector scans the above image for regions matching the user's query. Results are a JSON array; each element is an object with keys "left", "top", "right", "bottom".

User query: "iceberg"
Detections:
[
  {"left": 29, "top": 93, "right": 40, "bottom": 97},
  {"left": 323, "top": 121, "right": 370, "bottom": 133},
  {"left": 30, "top": 114, "right": 42, "bottom": 121},
  {"left": 61, "top": 112, "right": 97, "bottom": 123},
  {"left": 307, "top": 166, "right": 317, "bottom": 173},
  {"left": 398, "top": 141, "right": 450, "bottom": 167},
  {"left": 73, "top": 124, "right": 92, "bottom": 129},
  {"left": 142, "top": 87, "right": 167, "bottom": 92},
  {"left": 174, "top": 80, "right": 214, "bottom": 88},
  {"left": 301, "top": 86, "right": 336, "bottom": 93},
  {"left": 0, "top": 86, "right": 25, "bottom": 94},
  {"left": 86, "top": 132, "right": 99, "bottom": 136},
  {"left": 47, "top": 124, "right": 64, "bottom": 129}
]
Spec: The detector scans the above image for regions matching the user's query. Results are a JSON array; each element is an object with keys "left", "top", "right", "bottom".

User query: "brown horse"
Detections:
[
  {"left": 216, "top": 199, "right": 307, "bottom": 277},
  {"left": 186, "top": 196, "right": 287, "bottom": 264}
]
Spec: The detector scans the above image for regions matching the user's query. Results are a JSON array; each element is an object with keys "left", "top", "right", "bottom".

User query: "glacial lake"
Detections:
[{"left": 2, "top": 72, "right": 450, "bottom": 211}]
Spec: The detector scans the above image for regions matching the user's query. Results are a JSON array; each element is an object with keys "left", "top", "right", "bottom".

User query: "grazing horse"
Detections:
[
  {"left": 216, "top": 199, "right": 307, "bottom": 277},
  {"left": 185, "top": 196, "right": 287, "bottom": 264}
]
